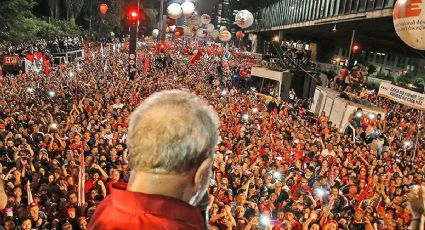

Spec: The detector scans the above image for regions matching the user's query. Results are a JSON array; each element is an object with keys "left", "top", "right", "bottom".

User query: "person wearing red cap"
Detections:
[
  {"left": 28, "top": 202, "right": 47, "bottom": 228},
  {"left": 89, "top": 91, "right": 219, "bottom": 230},
  {"left": 66, "top": 207, "right": 79, "bottom": 229}
]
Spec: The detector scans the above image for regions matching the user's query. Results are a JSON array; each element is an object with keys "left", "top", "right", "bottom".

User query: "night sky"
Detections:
[{"left": 33, "top": 0, "right": 218, "bottom": 17}]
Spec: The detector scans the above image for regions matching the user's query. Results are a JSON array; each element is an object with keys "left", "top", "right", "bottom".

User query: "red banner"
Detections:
[
  {"left": 144, "top": 54, "right": 149, "bottom": 76},
  {"left": 43, "top": 59, "right": 50, "bottom": 75},
  {"left": 2, "top": 55, "right": 20, "bottom": 66},
  {"left": 189, "top": 49, "right": 203, "bottom": 65}
]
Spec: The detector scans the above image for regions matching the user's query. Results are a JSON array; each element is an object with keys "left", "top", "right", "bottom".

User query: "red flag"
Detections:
[
  {"left": 144, "top": 54, "right": 150, "bottom": 76},
  {"left": 78, "top": 149, "right": 85, "bottom": 206},
  {"left": 189, "top": 49, "right": 203, "bottom": 65},
  {"left": 43, "top": 59, "right": 50, "bottom": 75},
  {"left": 34, "top": 52, "right": 43, "bottom": 60},
  {"left": 25, "top": 54, "right": 34, "bottom": 62}
]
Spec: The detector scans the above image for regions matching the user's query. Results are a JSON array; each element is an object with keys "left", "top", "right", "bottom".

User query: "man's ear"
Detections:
[{"left": 193, "top": 157, "right": 213, "bottom": 192}]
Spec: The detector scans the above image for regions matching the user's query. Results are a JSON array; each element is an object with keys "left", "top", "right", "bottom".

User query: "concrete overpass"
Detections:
[
  {"left": 251, "top": 0, "right": 395, "bottom": 32},
  {"left": 247, "top": 0, "right": 425, "bottom": 76}
]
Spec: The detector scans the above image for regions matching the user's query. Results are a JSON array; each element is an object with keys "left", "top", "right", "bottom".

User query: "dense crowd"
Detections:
[
  {"left": 1, "top": 37, "right": 83, "bottom": 57},
  {"left": 0, "top": 41, "right": 423, "bottom": 230}
]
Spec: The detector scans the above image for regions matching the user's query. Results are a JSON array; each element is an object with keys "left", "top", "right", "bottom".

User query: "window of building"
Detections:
[
  {"left": 339, "top": 0, "right": 347, "bottom": 15},
  {"left": 375, "top": 0, "right": 385, "bottom": 9},
  {"left": 351, "top": 0, "right": 359, "bottom": 13},
  {"left": 387, "top": 53, "right": 393, "bottom": 65},
  {"left": 367, "top": 0, "right": 376, "bottom": 10},
  {"left": 359, "top": 0, "right": 367, "bottom": 11},
  {"left": 384, "top": 0, "right": 396, "bottom": 8},
  {"left": 328, "top": 0, "right": 335, "bottom": 16},
  {"left": 344, "top": 0, "right": 352, "bottom": 14}
]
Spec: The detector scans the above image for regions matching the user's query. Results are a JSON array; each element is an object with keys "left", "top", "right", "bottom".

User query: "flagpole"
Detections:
[
  {"left": 78, "top": 147, "right": 85, "bottom": 213},
  {"left": 413, "top": 86, "right": 424, "bottom": 161},
  {"left": 27, "top": 180, "right": 34, "bottom": 205}
]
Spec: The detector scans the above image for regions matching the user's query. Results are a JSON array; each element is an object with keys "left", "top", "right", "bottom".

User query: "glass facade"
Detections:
[{"left": 257, "top": 0, "right": 395, "bottom": 29}]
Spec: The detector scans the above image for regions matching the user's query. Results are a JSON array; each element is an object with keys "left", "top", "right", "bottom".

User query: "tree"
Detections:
[
  {"left": 413, "top": 77, "right": 425, "bottom": 90},
  {"left": 63, "top": 0, "right": 84, "bottom": 23},
  {"left": 0, "top": 0, "right": 81, "bottom": 43},
  {"left": 143, "top": 8, "right": 159, "bottom": 34},
  {"left": 47, "top": 0, "right": 60, "bottom": 19},
  {"left": 367, "top": 64, "right": 376, "bottom": 75},
  {"left": 0, "top": 0, "right": 37, "bottom": 42},
  {"left": 104, "top": 0, "right": 128, "bottom": 35}
]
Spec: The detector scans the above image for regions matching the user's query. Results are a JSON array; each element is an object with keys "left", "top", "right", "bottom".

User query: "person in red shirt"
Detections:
[{"left": 89, "top": 90, "right": 220, "bottom": 230}]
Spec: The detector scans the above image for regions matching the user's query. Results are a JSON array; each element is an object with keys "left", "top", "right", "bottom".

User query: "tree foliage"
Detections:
[
  {"left": 47, "top": 0, "right": 60, "bottom": 19},
  {"left": 0, "top": 0, "right": 163, "bottom": 43},
  {"left": 367, "top": 64, "right": 377, "bottom": 75},
  {"left": 0, "top": 0, "right": 81, "bottom": 43},
  {"left": 0, "top": 0, "right": 36, "bottom": 41}
]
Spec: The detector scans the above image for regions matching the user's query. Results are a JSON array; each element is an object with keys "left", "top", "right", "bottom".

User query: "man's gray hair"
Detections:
[{"left": 128, "top": 90, "right": 219, "bottom": 174}]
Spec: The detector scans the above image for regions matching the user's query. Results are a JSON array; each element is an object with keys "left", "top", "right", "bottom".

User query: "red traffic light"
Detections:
[
  {"left": 353, "top": 45, "right": 359, "bottom": 51},
  {"left": 127, "top": 7, "right": 140, "bottom": 22}
]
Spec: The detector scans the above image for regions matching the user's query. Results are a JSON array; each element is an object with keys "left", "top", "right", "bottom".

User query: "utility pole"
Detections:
[
  {"left": 348, "top": 30, "right": 355, "bottom": 61},
  {"left": 159, "top": 0, "right": 164, "bottom": 41},
  {"left": 128, "top": 7, "right": 140, "bottom": 80}
]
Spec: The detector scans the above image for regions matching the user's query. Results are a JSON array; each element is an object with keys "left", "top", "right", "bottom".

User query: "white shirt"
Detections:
[
  {"left": 112, "top": 103, "right": 124, "bottom": 109},
  {"left": 289, "top": 91, "right": 296, "bottom": 100},
  {"left": 321, "top": 149, "right": 336, "bottom": 157}
]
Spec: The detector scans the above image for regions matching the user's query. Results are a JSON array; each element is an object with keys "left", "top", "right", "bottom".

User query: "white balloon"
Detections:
[
  {"left": 152, "top": 29, "right": 159, "bottom": 38},
  {"left": 205, "top": 24, "right": 215, "bottom": 33},
  {"left": 167, "top": 3, "right": 182, "bottom": 20},
  {"left": 201, "top": 14, "right": 211, "bottom": 25},
  {"left": 219, "top": 30, "right": 232, "bottom": 42},
  {"left": 181, "top": 1, "right": 195, "bottom": 17},
  {"left": 196, "top": 28, "right": 207, "bottom": 38},
  {"left": 170, "top": 25, "right": 177, "bottom": 31},
  {"left": 219, "top": 26, "right": 227, "bottom": 32},
  {"left": 393, "top": 0, "right": 425, "bottom": 50},
  {"left": 235, "top": 10, "right": 254, "bottom": 29}
]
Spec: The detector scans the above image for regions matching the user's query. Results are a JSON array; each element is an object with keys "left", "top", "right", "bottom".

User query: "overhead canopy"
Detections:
[
  {"left": 250, "top": 67, "right": 284, "bottom": 98},
  {"left": 251, "top": 67, "right": 284, "bottom": 82}
]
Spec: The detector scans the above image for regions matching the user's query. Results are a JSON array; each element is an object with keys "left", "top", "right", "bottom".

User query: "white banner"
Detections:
[
  {"left": 24, "top": 59, "right": 41, "bottom": 73},
  {"left": 378, "top": 82, "right": 425, "bottom": 111}
]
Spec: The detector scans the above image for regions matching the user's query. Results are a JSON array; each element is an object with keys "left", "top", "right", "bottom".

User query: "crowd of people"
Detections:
[
  {"left": 1, "top": 37, "right": 83, "bottom": 57},
  {"left": 0, "top": 39, "right": 423, "bottom": 230}
]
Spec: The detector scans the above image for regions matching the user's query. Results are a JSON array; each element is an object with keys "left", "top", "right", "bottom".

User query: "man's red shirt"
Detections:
[{"left": 89, "top": 183, "right": 205, "bottom": 230}]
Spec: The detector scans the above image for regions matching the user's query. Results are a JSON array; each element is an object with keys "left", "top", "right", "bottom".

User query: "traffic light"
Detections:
[
  {"left": 127, "top": 7, "right": 140, "bottom": 24},
  {"left": 352, "top": 44, "right": 360, "bottom": 53},
  {"left": 127, "top": 6, "right": 140, "bottom": 80}
]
